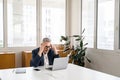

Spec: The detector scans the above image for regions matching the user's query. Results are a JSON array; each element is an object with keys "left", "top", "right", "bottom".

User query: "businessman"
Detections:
[{"left": 30, "top": 37, "right": 59, "bottom": 67}]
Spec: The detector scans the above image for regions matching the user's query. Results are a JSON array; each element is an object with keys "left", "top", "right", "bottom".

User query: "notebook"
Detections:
[
  {"left": 15, "top": 68, "right": 26, "bottom": 74},
  {"left": 46, "top": 57, "right": 69, "bottom": 71}
]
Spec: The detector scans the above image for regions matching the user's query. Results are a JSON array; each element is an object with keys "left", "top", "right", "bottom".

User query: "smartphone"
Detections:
[{"left": 34, "top": 68, "right": 41, "bottom": 71}]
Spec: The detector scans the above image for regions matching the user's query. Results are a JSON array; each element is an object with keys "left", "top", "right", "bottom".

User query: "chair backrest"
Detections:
[{"left": 22, "top": 51, "right": 32, "bottom": 67}]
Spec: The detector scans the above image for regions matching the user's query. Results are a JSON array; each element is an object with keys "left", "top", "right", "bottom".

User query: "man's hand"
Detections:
[
  {"left": 38, "top": 43, "right": 46, "bottom": 56},
  {"left": 51, "top": 45, "right": 59, "bottom": 55}
]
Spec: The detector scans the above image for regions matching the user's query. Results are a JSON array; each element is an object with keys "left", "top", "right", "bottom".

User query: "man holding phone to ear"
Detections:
[{"left": 30, "top": 37, "right": 59, "bottom": 67}]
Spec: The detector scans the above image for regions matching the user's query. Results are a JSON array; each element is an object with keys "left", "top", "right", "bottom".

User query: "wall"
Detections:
[
  {"left": 70, "top": 0, "right": 81, "bottom": 35},
  {"left": 86, "top": 49, "right": 120, "bottom": 77}
]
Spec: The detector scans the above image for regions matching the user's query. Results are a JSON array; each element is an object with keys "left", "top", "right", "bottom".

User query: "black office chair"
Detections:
[{"left": 30, "top": 60, "right": 33, "bottom": 67}]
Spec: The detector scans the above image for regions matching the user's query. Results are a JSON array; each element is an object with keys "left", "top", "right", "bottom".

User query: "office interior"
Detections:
[{"left": 0, "top": 0, "right": 120, "bottom": 78}]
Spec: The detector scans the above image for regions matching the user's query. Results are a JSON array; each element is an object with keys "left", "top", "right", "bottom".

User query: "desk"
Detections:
[{"left": 0, "top": 64, "right": 119, "bottom": 80}]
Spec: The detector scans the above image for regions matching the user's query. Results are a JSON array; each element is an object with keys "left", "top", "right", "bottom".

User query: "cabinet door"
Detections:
[
  {"left": 55, "top": 44, "right": 67, "bottom": 57},
  {"left": 0, "top": 53, "right": 15, "bottom": 69},
  {"left": 22, "top": 51, "right": 32, "bottom": 67}
]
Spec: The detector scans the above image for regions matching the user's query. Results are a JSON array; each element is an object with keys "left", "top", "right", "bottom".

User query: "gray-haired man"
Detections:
[{"left": 30, "top": 37, "right": 59, "bottom": 67}]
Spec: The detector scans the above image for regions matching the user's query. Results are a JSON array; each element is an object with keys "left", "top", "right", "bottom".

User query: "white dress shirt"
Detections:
[{"left": 43, "top": 53, "right": 49, "bottom": 67}]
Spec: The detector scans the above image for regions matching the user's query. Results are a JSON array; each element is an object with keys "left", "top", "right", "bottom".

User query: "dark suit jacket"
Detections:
[{"left": 30, "top": 48, "right": 59, "bottom": 67}]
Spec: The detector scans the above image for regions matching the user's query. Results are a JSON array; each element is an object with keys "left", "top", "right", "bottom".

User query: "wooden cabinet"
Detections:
[
  {"left": 0, "top": 52, "right": 15, "bottom": 69},
  {"left": 22, "top": 51, "right": 32, "bottom": 67},
  {"left": 55, "top": 44, "right": 67, "bottom": 57}
]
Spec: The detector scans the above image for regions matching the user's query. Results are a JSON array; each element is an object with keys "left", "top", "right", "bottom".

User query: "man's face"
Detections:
[{"left": 43, "top": 42, "right": 51, "bottom": 53}]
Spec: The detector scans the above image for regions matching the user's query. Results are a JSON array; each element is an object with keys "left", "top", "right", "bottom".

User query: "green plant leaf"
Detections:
[
  {"left": 80, "top": 56, "right": 84, "bottom": 62},
  {"left": 61, "top": 36, "right": 68, "bottom": 41},
  {"left": 84, "top": 43, "right": 88, "bottom": 46},
  {"left": 75, "top": 48, "right": 81, "bottom": 51},
  {"left": 83, "top": 47, "right": 87, "bottom": 51},
  {"left": 73, "top": 35, "right": 79, "bottom": 37},
  {"left": 86, "top": 57, "right": 91, "bottom": 63},
  {"left": 81, "top": 36, "right": 85, "bottom": 40},
  {"left": 79, "top": 50, "right": 85, "bottom": 56},
  {"left": 80, "top": 40, "right": 83, "bottom": 48},
  {"left": 78, "top": 53, "right": 82, "bottom": 58},
  {"left": 63, "top": 48, "right": 70, "bottom": 52},
  {"left": 65, "top": 41, "right": 70, "bottom": 45},
  {"left": 72, "top": 54, "right": 78, "bottom": 61},
  {"left": 75, "top": 38, "right": 81, "bottom": 41},
  {"left": 81, "top": 28, "right": 85, "bottom": 34}
]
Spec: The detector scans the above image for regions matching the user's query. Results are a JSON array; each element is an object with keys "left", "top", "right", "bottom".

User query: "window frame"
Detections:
[{"left": 81, "top": 0, "right": 118, "bottom": 50}]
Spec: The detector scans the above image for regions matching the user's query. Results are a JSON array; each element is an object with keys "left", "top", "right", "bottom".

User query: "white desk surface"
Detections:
[{"left": 0, "top": 64, "right": 120, "bottom": 80}]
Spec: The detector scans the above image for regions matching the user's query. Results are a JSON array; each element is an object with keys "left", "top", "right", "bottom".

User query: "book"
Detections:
[{"left": 15, "top": 68, "right": 26, "bottom": 74}]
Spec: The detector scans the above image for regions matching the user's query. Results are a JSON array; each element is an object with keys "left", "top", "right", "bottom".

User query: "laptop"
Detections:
[{"left": 46, "top": 57, "right": 69, "bottom": 71}]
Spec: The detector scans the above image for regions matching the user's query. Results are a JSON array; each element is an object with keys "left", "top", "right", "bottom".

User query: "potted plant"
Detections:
[{"left": 60, "top": 29, "right": 91, "bottom": 67}]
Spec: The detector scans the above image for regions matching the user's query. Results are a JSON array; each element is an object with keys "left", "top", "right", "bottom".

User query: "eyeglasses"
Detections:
[{"left": 45, "top": 46, "right": 51, "bottom": 48}]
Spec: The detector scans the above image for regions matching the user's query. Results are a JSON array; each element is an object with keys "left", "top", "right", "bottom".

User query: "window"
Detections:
[
  {"left": 82, "top": 0, "right": 94, "bottom": 48},
  {"left": 7, "top": 0, "right": 36, "bottom": 47},
  {"left": 42, "top": 0, "right": 66, "bottom": 44},
  {"left": 82, "top": 0, "right": 115, "bottom": 50},
  {"left": 97, "top": 0, "right": 114, "bottom": 50},
  {"left": 0, "top": 0, "right": 68, "bottom": 49},
  {"left": 0, "top": 0, "right": 3, "bottom": 47}
]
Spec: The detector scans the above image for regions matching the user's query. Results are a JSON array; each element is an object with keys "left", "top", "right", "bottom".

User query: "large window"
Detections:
[
  {"left": 0, "top": 0, "right": 67, "bottom": 49},
  {"left": 42, "top": 0, "right": 66, "bottom": 44},
  {"left": 82, "top": 0, "right": 94, "bottom": 48},
  {"left": 7, "top": 0, "right": 36, "bottom": 47},
  {"left": 97, "top": 0, "right": 114, "bottom": 50},
  {"left": 82, "top": 0, "right": 115, "bottom": 50},
  {"left": 0, "top": 0, "right": 3, "bottom": 47}
]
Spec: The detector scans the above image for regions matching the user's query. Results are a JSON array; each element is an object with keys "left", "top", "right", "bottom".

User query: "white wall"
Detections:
[
  {"left": 70, "top": 0, "right": 81, "bottom": 35},
  {"left": 70, "top": 0, "right": 120, "bottom": 77},
  {"left": 86, "top": 49, "right": 120, "bottom": 77}
]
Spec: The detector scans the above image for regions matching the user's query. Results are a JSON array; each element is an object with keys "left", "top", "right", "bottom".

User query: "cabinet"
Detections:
[
  {"left": 55, "top": 44, "right": 67, "bottom": 57},
  {"left": 0, "top": 52, "right": 15, "bottom": 69},
  {"left": 22, "top": 51, "right": 32, "bottom": 67}
]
